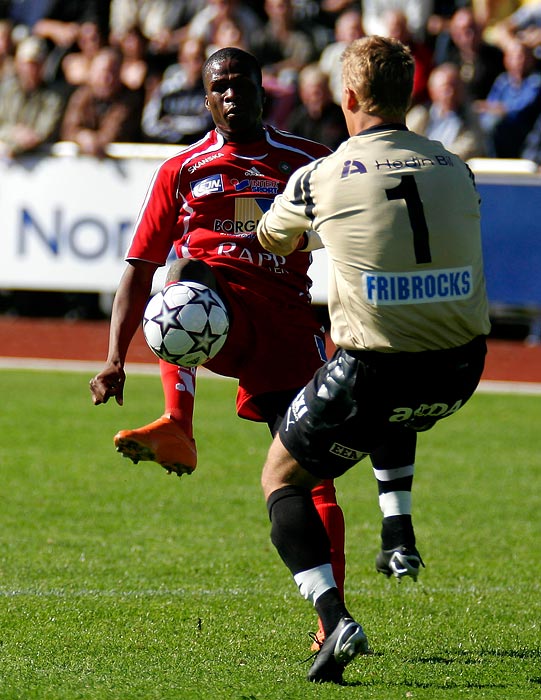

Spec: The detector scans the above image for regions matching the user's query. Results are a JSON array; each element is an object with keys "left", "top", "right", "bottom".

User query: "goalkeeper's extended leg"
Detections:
[{"left": 371, "top": 433, "right": 424, "bottom": 581}]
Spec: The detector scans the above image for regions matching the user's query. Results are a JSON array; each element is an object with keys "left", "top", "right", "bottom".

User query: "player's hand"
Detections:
[{"left": 89, "top": 365, "right": 125, "bottom": 406}]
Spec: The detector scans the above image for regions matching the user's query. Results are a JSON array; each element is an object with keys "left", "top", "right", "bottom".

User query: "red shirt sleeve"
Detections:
[{"left": 126, "top": 159, "right": 181, "bottom": 264}]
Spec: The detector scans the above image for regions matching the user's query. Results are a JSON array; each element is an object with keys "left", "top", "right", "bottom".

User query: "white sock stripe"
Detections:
[
  {"left": 293, "top": 563, "right": 336, "bottom": 604},
  {"left": 378, "top": 490, "right": 412, "bottom": 517},
  {"left": 372, "top": 464, "right": 414, "bottom": 481}
]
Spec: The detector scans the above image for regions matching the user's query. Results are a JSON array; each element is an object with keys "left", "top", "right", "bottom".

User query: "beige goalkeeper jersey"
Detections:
[{"left": 257, "top": 124, "right": 491, "bottom": 352}]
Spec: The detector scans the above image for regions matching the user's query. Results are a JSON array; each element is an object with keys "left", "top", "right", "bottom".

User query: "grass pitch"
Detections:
[{"left": 0, "top": 369, "right": 540, "bottom": 699}]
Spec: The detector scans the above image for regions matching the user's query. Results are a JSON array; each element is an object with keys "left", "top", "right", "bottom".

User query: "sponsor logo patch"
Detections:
[
  {"left": 230, "top": 177, "right": 279, "bottom": 194},
  {"left": 341, "top": 160, "right": 367, "bottom": 178},
  {"left": 362, "top": 267, "right": 473, "bottom": 305},
  {"left": 190, "top": 174, "right": 224, "bottom": 198},
  {"left": 214, "top": 197, "right": 273, "bottom": 234},
  {"left": 232, "top": 178, "right": 250, "bottom": 191},
  {"left": 187, "top": 152, "right": 224, "bottom": 174},
  {"left": 374, "top": 154, "right": 454, "bottom": 170},
  {"left": 329, "top": 443, "right": 367, "bottom": 461}
]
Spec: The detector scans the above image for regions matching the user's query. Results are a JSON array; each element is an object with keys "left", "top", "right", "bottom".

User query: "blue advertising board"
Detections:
[{"left": 477, "top": 174, "right": 541, "bottom": 307}]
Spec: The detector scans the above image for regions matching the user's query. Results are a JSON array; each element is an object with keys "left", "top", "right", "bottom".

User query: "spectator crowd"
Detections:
[{"left": 2, "top": 0, "right": 541, "bottom": 164}]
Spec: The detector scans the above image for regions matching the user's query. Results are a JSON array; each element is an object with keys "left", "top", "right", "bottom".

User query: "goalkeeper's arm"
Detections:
[
  {"left": 257, "top": 163, "right": 322, "bottom": 255},
  {"left": 257, "top": 201, "right": 322, "bottom": 256},
  {"left": 295, "top": 230, "right": 323, "bottom": 252}
]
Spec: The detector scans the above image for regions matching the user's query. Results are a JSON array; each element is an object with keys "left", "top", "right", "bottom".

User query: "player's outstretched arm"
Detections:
[
  {"left": 257, "top": 169, "right": 315, "bottom": 255},
  {"left": 89, "top": 260, "right": 158, "bottom": 406}
]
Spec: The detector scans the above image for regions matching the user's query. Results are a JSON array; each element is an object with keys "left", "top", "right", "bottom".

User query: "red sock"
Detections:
[
  {"left": 159, "top": 360, "right": 196, "bottom": 439},
  {"left": 311, "top": 479, "right": 346, "bottom": 597}
]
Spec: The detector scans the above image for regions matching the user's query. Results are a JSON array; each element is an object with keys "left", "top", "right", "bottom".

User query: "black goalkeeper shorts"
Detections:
[{"left": 278, "top": 336, "right": 487, "bottom": 480}]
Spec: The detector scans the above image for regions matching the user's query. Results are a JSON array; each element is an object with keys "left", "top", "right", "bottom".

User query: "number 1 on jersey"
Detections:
[{"left": 385, "top": 174, "right": 432, "bottom": 264}]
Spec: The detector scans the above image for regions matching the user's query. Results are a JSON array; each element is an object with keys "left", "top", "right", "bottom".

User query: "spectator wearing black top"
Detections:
[
  {"left": 433, "top": 6, "right": 505, "bottom": 100},
  {"left": 60, "top": 46, "right": 143, "bottom": 157},
  {"left": 141, "top": 36, "right": 212, "bottom": 144},
  {"left": 251, "top": 0, "right": 317, "bottom": 84},
  {"left": 285, "top": 63, "right": 348, "bottom": 149},
  {"left": 61, "top": 20, "right": 106, "bottom": 88}
]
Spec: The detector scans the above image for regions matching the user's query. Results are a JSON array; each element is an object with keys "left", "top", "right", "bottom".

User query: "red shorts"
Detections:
[{"left": 204, "top": 274, "right": 327, "bottom": 421}]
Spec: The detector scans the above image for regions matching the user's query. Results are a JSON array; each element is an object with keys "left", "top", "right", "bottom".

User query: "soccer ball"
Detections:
[{"left": 143, "top": 281, "right": 229, "bottom": 367}]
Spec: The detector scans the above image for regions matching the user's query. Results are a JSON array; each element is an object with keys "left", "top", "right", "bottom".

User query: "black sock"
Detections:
[
  {"left": 381, "top": 514, "right": 415, "bottom": 550},
  {"left": 267, "top": 485, "right": 330, "bottom": 575},
  {"left": 314, "top": 588, "right": 350, "bottom": 636}
]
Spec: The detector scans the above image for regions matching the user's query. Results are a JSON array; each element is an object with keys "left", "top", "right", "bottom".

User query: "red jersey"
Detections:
[{"left": 127, "top": 125, "right": 331, "bottom": 307}]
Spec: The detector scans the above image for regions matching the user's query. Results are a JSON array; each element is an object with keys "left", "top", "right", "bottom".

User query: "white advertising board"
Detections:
[{"left": 0, "top": 152, "right": 159, "bottom": 293}]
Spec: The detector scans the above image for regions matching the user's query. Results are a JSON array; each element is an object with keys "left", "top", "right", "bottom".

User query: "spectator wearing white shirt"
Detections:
[
  {"left": 407, "top": 62, "right": 487, "bottom": 160},
  {"left": 362, "top": 0, "right": 434, "bottom": 41},
  {"left": 319, "top": 7, "right": 364, "bottom": 105}
]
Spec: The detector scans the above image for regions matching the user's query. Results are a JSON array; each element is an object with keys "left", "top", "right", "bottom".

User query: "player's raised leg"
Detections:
[
  {"left": 113, "top": 259, "right": 219, "bottom": 476},
  {"left": 114, "top": 361, "right": 197, "bottom": 476}
]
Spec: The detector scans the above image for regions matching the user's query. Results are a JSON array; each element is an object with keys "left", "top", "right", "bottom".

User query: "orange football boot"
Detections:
[{"left": 114, "top": 415, "right": 197, "bottom": 477}]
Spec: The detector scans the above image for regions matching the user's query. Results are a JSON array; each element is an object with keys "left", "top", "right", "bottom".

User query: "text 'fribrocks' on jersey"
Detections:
[
  {"left": 258, "top": 125, "right": 491, "bottom": 352},
  {"left": 126, "top": 125, "right": 331, "bottom": 307}
]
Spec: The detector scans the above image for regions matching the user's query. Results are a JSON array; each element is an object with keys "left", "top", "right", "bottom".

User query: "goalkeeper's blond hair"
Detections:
[{"left": 341, "top": 36, "right": 414, "bottom": 121}]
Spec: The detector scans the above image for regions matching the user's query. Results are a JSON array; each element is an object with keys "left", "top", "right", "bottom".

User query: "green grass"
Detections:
[{"left": 0, "top": 369, "right": 540, "bottom": 699}]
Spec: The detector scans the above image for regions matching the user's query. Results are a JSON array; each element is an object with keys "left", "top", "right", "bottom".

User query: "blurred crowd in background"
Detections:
[
  {"left": 2, "top": 0, "right": 541, "bottom": 163},
  {"left": 2, "top": 0, "right": 541, "bottom": 324}
]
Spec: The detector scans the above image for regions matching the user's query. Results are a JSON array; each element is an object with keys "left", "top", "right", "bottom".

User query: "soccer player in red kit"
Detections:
[{"left": 89, "top": 47, "right": 345, "bottom": 645}]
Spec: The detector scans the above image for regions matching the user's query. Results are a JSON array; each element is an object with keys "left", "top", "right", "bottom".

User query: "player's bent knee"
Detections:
[{"left": 261, "top": 435, "right": 319, "bottom": 499}]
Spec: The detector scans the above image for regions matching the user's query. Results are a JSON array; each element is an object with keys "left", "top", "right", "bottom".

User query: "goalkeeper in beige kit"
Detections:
[{"left": 256, "top": 35, "right": 491, "bottom": 684}]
